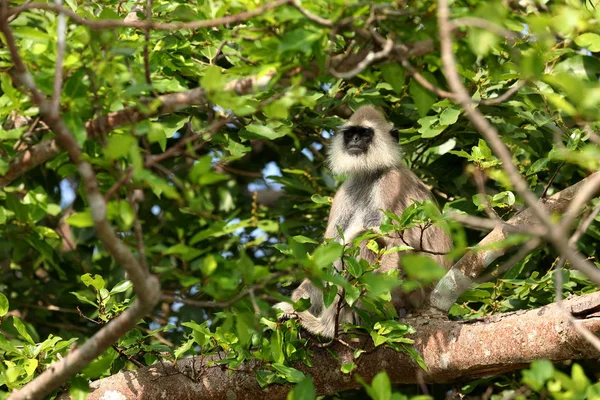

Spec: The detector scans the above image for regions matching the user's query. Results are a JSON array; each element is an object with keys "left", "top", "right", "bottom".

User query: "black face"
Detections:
[{"left": 340, "top": 126, "right": 374, "bottom": 155}]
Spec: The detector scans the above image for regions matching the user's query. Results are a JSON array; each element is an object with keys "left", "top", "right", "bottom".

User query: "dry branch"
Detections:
[
  {"left": 431, "top": 171, "right": 600, "bottom": 312},
  {"left": 61, "top": 292, "right": 600, "bottom": 400}
]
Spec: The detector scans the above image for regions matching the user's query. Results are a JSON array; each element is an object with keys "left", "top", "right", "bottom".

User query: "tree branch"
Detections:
[
  {"left": 0, "top": 3, "right": 160, "bottom": 398},
  {"left": 431, "top": 171, "right": 600, "bottom": 312},
  {"left": 437, "top": 0, "right": 600, "bottom": 287},
  {"left": 0, "top": 139, "right": 61, "bottom": 188},
  {"left": 62, "top": 292, "right": 600, "bottom": 400},
  {"left": 9, "top": 0, "right": 292, "bottom": 30}
]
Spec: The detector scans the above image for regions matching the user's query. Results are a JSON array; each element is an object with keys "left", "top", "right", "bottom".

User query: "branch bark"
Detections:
[
  {"left": 61, "top": 292, "right": 600, "bottom": 400},
  {"left": 0, "top": 139, "right": 61, "bottom": 188},
  {"left": 431, "top": 171, "right": 600, "bottom": 312}
]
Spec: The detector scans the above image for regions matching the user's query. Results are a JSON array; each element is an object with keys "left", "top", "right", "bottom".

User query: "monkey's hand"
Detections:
[{"left": 273, "top": 302, "right": 298, "bottom": 321}]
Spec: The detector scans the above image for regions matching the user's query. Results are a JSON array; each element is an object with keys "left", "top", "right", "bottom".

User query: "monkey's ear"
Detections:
[{"left": 390, "top": 127, "right": 399, "bottom": 141}]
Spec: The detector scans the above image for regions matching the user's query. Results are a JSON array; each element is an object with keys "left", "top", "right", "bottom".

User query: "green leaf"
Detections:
[
  {"left": 271, "top": 363, "right": 305, "bottom": 383},
  {"left": 364, "top": 371, "right": 391, "bottom": 400},
  {"left": 66, "top": 211, "right": 95, "bottom": 228},
  {"left": 323, "top": 284, "right": 337, "bottom": 308},
  {"left": 340, "top": 362, "right": 357, "bottom": 374},
  {"left": 0, "top": 293, "right": 8, "bottom": 317},
  {"left": 245, "top": 123, "right": 286, "bottom": 140},
  {"left": 345, "top": 257, "right": 363, "bottom": 279},
  {"left": 467, "top": 28, "right": 500, "bottom": 57},
  {"left": 271, "top": 327, "right": 285, "bottom": 364},
  {"left": 402, "top": 254, "right": 447, "bottom": 284},
  {"left": 82, "top": 348, "right": 118, "bottom": 379},
  {"left": 200, "top": 255, "right": 218, "bottom": 277},
  {"left": 418, "top": 116, "right": 445, "bottom": 138},
  {"left": 312, "top": 242, "right": 343, "bottom": 269},
  {"left": 174, "top": 338, "right": 194, "bottom": 359},
  {"left": 119, "top": 201, "right": 135, "bottom": 229},
  {"left": 23, "top": 359, "right": 38, "bottom": 377},
  {"left": 311, "top": 194, "right": 332, "bottom": 204},
  {"left": 0, "top": 333, "right": 20, "bottom": 355},
  {"left": 287, "top": 377, "right": 316, "bottom": 400},
  {"left": 69, "top": 376, "right": 90, "bottom": 400},
  {"left": 522, "top": 359, "right": 554, "bottom": 391},
  {"left": 0, "top": 159, "right": 11, "bottom": 176},
  {"left": 278, "top": 29, "right": 320, "bottom": 55},
  {"left": 105, "top": 134, "right": 136, "bottom": 161},
  {"left": 201, "top": 66, "right": 227, "bottom": 91},
  {"left": 575, "top": 33, "right": 600, "bottom": 52},
  {"left": 439, "top": 107, "right": 461, "bottom": 126},
  {"left": 571, "top": 363, "right": 589, "bottom": 392},
  {"left": 81, "top": 273, "right": 106, "bottom": 291},
  {"left": 292, "top": 235, "right": 318, "bottom": 244},
  {"left": 380, "top": 64, "right": 405, "bottom": 94},
  {"left": 13, "top": 317, "right": 35, "bottom": 344},
  {"left": 70, "top": 291, "right": 98, "bottom": 307},
  {"left": 109, "top": 280, "right": 133, "bottom": 295},
  {"left": 410, "top": 74, "right": 437, "bottom": 117}
]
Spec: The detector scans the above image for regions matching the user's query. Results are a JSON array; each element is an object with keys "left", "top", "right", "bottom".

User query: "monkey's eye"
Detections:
[
  {"left": 340, "top": 126, "right": 373, "bottom": 139},
  {"left": 336, "top": 127, "right": 350, "bottom": 136}
]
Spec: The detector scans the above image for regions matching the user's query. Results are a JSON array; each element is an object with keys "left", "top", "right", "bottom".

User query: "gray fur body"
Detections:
[{"left": 274, "top": 106, "right": 452, "bottom": 338}]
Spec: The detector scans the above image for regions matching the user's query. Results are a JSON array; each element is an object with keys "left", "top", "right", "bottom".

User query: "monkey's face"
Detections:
[
  {"left": 341, "top": 126, "right": 374, "bottom": 156},
  {"left": 327, "top": 105, "right": 402, "bottom": 176},
  {"left": 328, "top": 123, "right": 402, "bottom": 176}
]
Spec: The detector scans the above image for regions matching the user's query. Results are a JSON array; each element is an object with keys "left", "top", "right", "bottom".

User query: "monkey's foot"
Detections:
[
  {"left": 279, "top": 312, "right": 299, "bottom": 321},
  {"left": 273, "top": 302, "right": 298, "bottom": 321}
]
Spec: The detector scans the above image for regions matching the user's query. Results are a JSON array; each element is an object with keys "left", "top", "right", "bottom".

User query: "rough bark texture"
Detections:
[{"left": 62, "top": 292, "right": 600, "bottom": 400}]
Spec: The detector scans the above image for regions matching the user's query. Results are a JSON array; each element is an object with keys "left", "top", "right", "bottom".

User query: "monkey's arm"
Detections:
[{"left": 323, "top": 188, "right": 345, "bottom": 240}]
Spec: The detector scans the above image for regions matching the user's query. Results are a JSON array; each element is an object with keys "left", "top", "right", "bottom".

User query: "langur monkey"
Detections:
[{"left": 274, "top": 105, "right": 453, "bottom": 338}]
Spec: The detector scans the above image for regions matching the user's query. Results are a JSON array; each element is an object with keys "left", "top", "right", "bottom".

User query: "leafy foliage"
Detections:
[{"left": 0, "top": 0, "right": 599, "bottom": 398}]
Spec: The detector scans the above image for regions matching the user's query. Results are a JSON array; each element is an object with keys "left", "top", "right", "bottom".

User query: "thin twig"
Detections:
[
  {"left": 398, "top": 57, "right": 455, "bottom": 99},
  {"left": 289, "top": 0, "right": 333, "bottom": 26},
  {"left": 452, "top": 17, "right": 519, "bottom": 39},
  {"left": 560, "top": 172, "right": 600, "bottom": 232},
  {"left": 161, "top": 272, "right": 286, "bottom": 309},
  {"left": 541, "top": 161, "right": 565, "bottom": 199},
  {"left": 582, "top": 124, "right": 600, "bottom": 145},
  {"left": 143, "top": 0, "right": 153, "bottom": 88},
  {"left": 51, "top": 0, "right": 66, "bottom": 116},
  {"left": 128, "top": 192, "right": 149, "bottom": 271},
  {"left": 330, "top": 38, "right": 394, "bottom": 79},
  {"left": 476, "top": 238, "right": 541, "bottom": 283},
  {"left": 554, "top": 202, "right": 600, "bottom": 352},
  {"left": 9, "top": 0, "right": 293, "bottom": 30},
  {"left": 104, "top": 167, "right": 134, "bottom": 201},
  {"left": 478, "top": 81, "right": 526, "bottom": 106}
]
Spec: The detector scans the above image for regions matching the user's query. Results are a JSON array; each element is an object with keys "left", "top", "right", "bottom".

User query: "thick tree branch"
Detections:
[
  {"left": 0, "top": 139, "right": 61, "bottom": 188},
  {"left": 62, "top": 292, "right": 600, "bottom": 400},
  {"left": 431, "top": 171, "right": 600, "bottom": 312}
]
